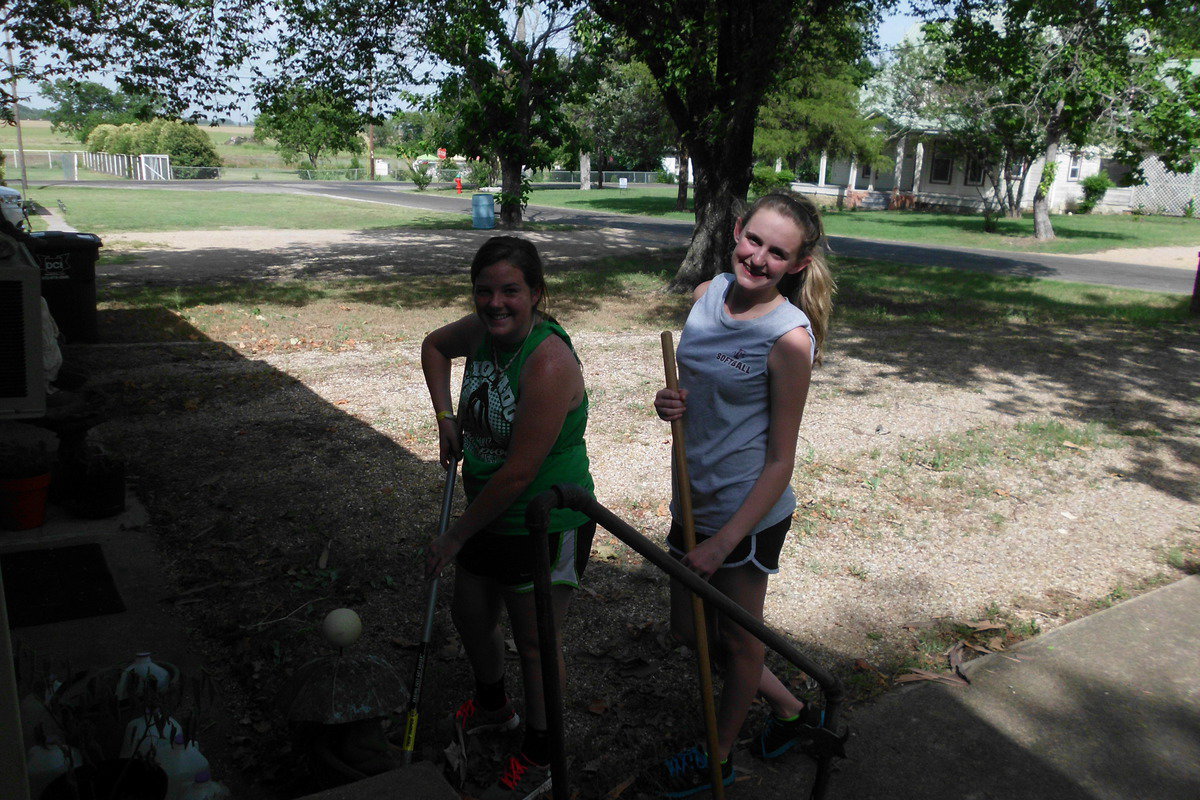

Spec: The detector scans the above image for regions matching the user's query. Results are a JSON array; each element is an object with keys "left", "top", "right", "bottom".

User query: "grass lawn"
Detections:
[
  {"left": 822, "top": 208, "right": 1200, "bottom": 254},
  {"left": 27, "top": 185, "right": 467, "bottom": 233},
  {"left": 104, "top": 247, "right": 1196, "bottom": 337},
  {"left": 514, "top": 186, "right": 1200, "bottom": 253}
]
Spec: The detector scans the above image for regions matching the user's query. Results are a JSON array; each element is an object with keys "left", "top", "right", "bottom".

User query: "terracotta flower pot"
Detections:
[{"left": 0, "top": 471, "right": 52, "bottom": 530}]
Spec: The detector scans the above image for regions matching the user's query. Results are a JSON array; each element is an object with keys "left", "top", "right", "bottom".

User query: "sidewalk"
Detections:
[{"left": 822, "top": 574, "right": 1200, "bottom": 800}]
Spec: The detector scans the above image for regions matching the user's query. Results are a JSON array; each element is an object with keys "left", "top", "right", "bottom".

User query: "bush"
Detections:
[
  {"left": 750, "top": 164, "right": 795, "bottom": 197},
  {"left": 466, "top": 158, "right": 496, "bottom": 189},
  {"left": 86, "top": 124, "right": 119, "bottom": 153},
  {"left": 106, "top": 124, "right": 137, "bottom": 155},
  {"left": 655, "top": 167, "right": 676, "bottom": 184},
  {"left": 132, "top": 118, "right": 167, "bottom": 155},
  {"left": 407, "top": 162, "right": 434, "bottom": 191},
  {"left": 1078, "top": 170, "right": 1114, "bottom": 213},
  {"left": 156, "top": 122, "right": 221, "bottom": 170}
]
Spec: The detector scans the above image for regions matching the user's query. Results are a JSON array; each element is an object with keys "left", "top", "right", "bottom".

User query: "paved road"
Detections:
[{"left": 42, "top": 179, "right": 1198, "bottom": 295}]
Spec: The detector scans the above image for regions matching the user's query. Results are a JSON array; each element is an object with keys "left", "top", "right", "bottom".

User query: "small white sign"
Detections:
[
  {"left": 619, "top": 177, "right": 628, "bottom": 189},
  {"left": 374, "top": 159, "right": 389, "bottom": 177}
]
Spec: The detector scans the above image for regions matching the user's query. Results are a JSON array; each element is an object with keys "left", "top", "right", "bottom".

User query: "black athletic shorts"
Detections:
[
  {"left": 456, "top": 521, "right": 597, "bottom": 593},
  {"left": 666, "top": 515, "right": 790, "bottom": 574}
]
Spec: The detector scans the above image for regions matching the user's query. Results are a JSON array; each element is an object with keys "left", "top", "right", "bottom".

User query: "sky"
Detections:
[{"left": 19, "top": 8, "right": 928, "bottom": 122}]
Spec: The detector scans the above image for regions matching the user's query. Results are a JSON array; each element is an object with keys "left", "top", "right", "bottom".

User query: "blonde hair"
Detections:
[{"left": 741, "top": 191, "right": 835, "bottom": 363}]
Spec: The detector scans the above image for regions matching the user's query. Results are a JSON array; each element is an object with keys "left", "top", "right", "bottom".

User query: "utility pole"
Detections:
[
  {"left": 6, "top": 42, "right": 29, "bottom": 198},
  {"left": 367, "top": 69, "right": 376, "bottom": 181}
]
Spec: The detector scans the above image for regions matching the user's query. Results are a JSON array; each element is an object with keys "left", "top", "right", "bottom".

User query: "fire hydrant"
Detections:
[{"left": 455, "top": 176, "right": 463, "bottom": 194}]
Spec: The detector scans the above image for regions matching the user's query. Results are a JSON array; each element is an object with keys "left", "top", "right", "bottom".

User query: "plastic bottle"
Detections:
[
  {"left": 26, "top": 743, "right": 82, "bottom": 800},
  {"left": 179, "top": 769, "right": 231, "bottom": 800},
  {"left": 116, "top": 652, "right": 172, "bottom": 699},
  {"left": 119, "top": 713, "right": 182, "bottom": 759},
  {"left": 157, "top": 733, "right": 211, "bottom": 800}
]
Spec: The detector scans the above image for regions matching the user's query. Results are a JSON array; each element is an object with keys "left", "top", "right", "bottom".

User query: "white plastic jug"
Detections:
[
  {"left": 157, "top": 733, "right": 211, "bottom": 800},
  {"left": 179, "top": 769, "right": 231, "bottom": 800},
  {"left": 116, "top": 652, "right": 172, "bottom": 699},
  {"left": 26, "top": 743, "right": 82, "bottom": 800},
  {"left": 119, "top": 713, "right": 182, "bottom": 759}
]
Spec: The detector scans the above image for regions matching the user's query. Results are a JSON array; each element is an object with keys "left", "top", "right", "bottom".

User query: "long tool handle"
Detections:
[
  {"left": 661, "top": 331, "right": 725, "bottom": 799},
  {"left": 401, "top": 456, "right": 459, "bottom": 765}
]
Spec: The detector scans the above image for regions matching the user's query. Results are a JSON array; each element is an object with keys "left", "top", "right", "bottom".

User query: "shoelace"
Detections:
[
  {"left": 455, "top": 698, "right": 478, "bottom": 722},
  {"left": 665, "top": 747, "right": 707, "bottom": 778},
  {"left": 500, "top": 755, "right": 529, "bottom": 789}
]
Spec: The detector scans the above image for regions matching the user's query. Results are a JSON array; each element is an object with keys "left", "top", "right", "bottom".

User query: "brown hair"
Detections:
[
  {"left": 741, "top": 191, "right": 835, "bottom": 362},
  {"left": 470, "top": 235, "right": 552, "bottom": 318}
]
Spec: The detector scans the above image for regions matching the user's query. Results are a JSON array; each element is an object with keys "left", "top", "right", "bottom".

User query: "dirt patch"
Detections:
[{"left": 75, "top": 229, "right": 1200, "bottom": 799}]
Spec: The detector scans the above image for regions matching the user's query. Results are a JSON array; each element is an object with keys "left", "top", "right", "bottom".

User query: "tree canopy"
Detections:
[
  {"left": 254, "top": 84, "right": 365, "bottom": 169},
  {"left": 40, "top": 80, "right": 163, "bottom": 143},
  {"left": 422, "top": 0, "right": 595, "bottom": 227},
  {"left": 923, "top": 0, "right": 1200, "bottom": 239},
  {"left": 755, "top": 60, "right": 883, "bottom": 179},
  {"left": 592, "top": 0, "right": 880, "bottom": 289}
]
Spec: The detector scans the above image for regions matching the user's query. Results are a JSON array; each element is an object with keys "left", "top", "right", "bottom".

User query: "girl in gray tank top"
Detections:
[{"left": 648, "top": 192, "right": 836, "bottom": 796}]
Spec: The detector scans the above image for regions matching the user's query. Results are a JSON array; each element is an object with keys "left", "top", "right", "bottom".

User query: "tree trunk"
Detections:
[
  {"left": 669, "top": 159, "right": 743, "bottom": 292},
  {"left": 1033, "top": 135, "right": 1059, "bottom": 240},
  {"left": 675, "top": 141, "right": 689, "bottom": 212},
  {"left": 596, "top": 149, "right": 604, "bottom": 189},
  {"left": 499, "top": 157, "right": 523, "bottom": 229},
  {"left": 579, "top": 152, "right": 591, "bottom": 190}
]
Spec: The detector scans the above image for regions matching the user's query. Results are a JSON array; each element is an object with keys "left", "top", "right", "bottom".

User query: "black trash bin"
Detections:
[{"left": 28, "top": 231, "right": 103, "bottom": 343}]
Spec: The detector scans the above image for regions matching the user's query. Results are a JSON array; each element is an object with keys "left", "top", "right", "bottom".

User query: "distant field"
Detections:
[
  {"left": 1, "top": 120, "right": 380, "bottom": 175},
  {"left": 27, "top": 185, "right": 466, "bottom": 233}
]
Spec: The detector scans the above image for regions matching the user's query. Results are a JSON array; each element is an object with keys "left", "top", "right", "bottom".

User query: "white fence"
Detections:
[
  {"left": 80, "top": 151, "right": 173, "bottom": 181},
  {"left": 539, "top": 170, "right": 664, "bottom": 184}
]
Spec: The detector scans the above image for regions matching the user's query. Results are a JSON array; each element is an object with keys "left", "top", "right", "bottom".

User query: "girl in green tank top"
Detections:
[{"left": 421, "top": 236, "right": 594, "bottom": 797}]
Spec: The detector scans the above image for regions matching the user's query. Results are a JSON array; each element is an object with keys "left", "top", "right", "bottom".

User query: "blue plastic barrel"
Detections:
[{"left": 472, "top": 193, "right": 495, "bottom": 229}]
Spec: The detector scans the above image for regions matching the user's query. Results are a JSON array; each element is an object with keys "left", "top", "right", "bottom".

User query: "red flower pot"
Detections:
[{"left": 1, "top": 472, "right": 52, "bottom": 530}]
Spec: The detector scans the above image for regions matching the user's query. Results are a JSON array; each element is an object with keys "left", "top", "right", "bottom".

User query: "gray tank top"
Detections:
[{"left": 672, "top": 273, "right": 813, "bottom": 535}]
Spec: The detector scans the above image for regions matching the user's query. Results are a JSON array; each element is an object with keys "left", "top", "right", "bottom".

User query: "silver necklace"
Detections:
[{"left": 491, "top": 321, "right": 535, "bottom": 379}]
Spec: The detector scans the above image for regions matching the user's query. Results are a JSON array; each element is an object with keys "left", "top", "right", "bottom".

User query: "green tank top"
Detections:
[{"left": 459, "top": 318, "right": 593, "bottom": 534}]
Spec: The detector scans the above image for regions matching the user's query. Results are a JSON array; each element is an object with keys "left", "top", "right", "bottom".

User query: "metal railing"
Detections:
[{"left": 526, "top": 484, "right": 845, "bottom": 800}]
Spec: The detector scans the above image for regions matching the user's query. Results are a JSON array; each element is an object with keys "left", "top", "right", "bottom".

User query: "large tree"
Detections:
[
  {"left": 592, "top": 0, "right": 879, "bottom": 289},
  {"left": 254, "top": 84, "right": 365, "bottom": 169},
  {"left": 422, "top": 0, "right": 594, "bottom": 228},
  {"left": 2, "top": 0, "right": 263, "bottom": 115},
  {"left": 40, "top": 80, "right": 163, "bottom": 142},
  {"left": 928, "top": 0, "right": 1200, "bottom": 240},
  {"left": 755, "top": 61, "right": 883, "bottom": 179}
]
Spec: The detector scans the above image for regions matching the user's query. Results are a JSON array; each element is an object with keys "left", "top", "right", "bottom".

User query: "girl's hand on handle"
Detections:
[
  {"left": 654, "top": 388, "right": 688, "bottom": 421},
  {"left": 681, "top": 535, "right": 735, "bottom": 580},
  {"left": 425, "top": 532, "right": 462, "bottom": 579},
  {"left": 437, "top": 417, "right": 462, "bottom": 469}
]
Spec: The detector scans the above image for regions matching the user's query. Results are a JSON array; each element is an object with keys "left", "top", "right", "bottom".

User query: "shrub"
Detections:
[
  {"left": 466, "top": 158, "right": 496, "bottom": 189},
  {"left": 132, "top": 118, "right": 167, "bottom": 155},
  {"left": 655, "top": 167, "right": 676, "bottom": 184},
  {"left": 106, "top": 124, "right": 137, "bottom": 155},
  {"left": 407, "top": 162, "right": 434, "bottom": 191},
  {"left": 86, "top": 124, "right": 119, "bottom": 153},
  {"left": 750, "top": 164, "right": 795, "bottom": 197},
  {"left": 1078, "top": 170, "right": 1114, "bottom": 213},
  {"left": 156, "top": 122, "right": 221, "bottom": 170}
]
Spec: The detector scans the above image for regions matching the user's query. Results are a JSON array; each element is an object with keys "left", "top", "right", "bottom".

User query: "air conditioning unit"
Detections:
[{"left": 0, "top": 232, "right": 45, "bottom": 419}]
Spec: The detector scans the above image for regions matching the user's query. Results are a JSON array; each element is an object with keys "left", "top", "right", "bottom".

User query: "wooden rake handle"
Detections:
[{"left": 661, "top": 331, "right": 725, "bottom": 799}]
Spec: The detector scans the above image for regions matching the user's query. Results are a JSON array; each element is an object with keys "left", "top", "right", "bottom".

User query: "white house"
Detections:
[{"left": 794, "top": 136, "right": 1200, "bottom": 217}]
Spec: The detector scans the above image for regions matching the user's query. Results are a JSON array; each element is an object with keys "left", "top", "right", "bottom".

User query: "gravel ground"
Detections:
[{"left": 85, "top": 228, "right": 1200, "bottom": 799}]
